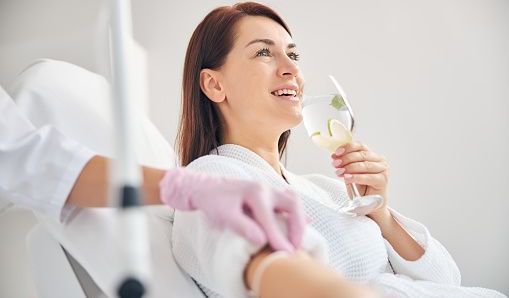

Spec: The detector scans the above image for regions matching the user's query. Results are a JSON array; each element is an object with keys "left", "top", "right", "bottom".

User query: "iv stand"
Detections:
[{"left": 109, "top": 0, "right": 151, "bottom": 297}]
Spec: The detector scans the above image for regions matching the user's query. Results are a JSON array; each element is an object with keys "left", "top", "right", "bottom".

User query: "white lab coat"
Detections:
[{"left": 0, "top": 86, "right": 94, "bottom": 221}]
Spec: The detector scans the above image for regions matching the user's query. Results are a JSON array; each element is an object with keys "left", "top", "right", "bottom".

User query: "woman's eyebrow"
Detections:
[{"left": 245, "top": 38, "right": 297, "bottom": 49}]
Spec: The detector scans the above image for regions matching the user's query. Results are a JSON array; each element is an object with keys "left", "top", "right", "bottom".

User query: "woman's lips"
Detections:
[{"left": 271, "top": 93, "right": 300, "bottom": 102}]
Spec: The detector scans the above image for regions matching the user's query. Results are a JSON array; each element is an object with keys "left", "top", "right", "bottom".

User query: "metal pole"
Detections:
[{"left": 109, "top": 0, "right": 151, "bottom": 297}]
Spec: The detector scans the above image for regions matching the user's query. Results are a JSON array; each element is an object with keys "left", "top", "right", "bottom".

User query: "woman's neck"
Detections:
[{"left": 222, "top": 128, "right": 282, "bottom": 176}]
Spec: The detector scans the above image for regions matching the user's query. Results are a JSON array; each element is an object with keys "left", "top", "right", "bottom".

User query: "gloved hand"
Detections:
[{"left": 159, "top": 167, "right": 305, "bottom": 252}]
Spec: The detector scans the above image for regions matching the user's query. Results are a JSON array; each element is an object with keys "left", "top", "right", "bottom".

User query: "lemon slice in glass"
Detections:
[{"left": 311, "top": 119, "right": 352, "bottom": 153}]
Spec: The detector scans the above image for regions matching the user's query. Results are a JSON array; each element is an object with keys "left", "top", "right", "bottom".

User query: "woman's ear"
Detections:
[{"left": 200, "top": 69, "right": 225, "bottom": 103}]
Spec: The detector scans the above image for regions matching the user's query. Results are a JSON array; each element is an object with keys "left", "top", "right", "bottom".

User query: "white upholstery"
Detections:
[
  {"left": 9, "top": 59, "right": 175, "bottom": 168},
  {"left": 26, "top": 224, "right": 87, "bottom": 298},
  {"left": 9, "top": 59, "right": 204, "bottom": 297}
]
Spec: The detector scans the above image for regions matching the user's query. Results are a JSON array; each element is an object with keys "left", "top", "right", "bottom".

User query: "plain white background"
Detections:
[{"left": 1, "top": 0, "right": 508, "bottom": 297}]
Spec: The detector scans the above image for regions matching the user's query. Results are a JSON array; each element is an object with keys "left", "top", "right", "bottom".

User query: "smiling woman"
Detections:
[
  {"left": 177, "top": 3, "right": 303, "bottom": 169},
  {"left": 171, "top": 2, "right": 506, "bottom": 298}
]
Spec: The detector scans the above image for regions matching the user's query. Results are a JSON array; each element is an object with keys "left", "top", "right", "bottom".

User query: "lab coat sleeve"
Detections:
[
  {"left": 0, "top": 87, "right": 95, "bottom": 221},
  {"left": 384, "top": 208, "right": 461, "bottom": 285}
]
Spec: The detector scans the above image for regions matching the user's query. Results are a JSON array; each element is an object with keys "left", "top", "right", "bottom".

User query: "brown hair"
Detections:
[{"left": 176, "top": 2, "right": 292, "bottom": 166}]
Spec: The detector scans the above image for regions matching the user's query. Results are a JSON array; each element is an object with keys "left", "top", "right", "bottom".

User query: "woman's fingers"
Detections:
[
  {"left": 332, "top": 150, "right": 385, "bottom": 168},
  {"left": 336, "top": 161, "right": 387, "bottom": 175},
  {"left": 331, "top": 141, "right": 387, "bottom": 180},
  {"left": 331, "top": 141, "right": 390, "bottom": 213},
  {"left": 333, "top": 141, "right": 369, "bottom": 157},
  {"left": 343, "top": 173, "right": 388, "bottom": 189}
]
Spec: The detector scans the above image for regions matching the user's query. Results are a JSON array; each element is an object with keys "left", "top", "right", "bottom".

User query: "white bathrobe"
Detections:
[{"left": 172, "top": 144, "right": 506, "bottom": 298}]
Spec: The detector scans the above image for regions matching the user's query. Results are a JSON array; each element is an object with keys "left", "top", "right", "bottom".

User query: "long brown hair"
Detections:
[{"left": 176, "top": 2, "right": 292, "bottom": 166}]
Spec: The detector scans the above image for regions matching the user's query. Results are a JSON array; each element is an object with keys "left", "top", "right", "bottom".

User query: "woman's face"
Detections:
[{"left": 211, "top": 16, "right": 305, "bottom": 137}]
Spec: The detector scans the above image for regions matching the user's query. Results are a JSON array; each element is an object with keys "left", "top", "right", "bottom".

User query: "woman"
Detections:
[{"left": 171, "top": 2, "right": 506, "bottom": 298}]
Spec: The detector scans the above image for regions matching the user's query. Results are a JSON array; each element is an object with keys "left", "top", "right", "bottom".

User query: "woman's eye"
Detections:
[
  {"left": 256, "top": 48, "right": 271, "bottom": 57},
  {"left": 288, "top": 52, "right": 300, "bottom": 61}
]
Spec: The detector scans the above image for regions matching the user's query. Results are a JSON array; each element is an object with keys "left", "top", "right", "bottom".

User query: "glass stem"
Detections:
[{"left": 351, "top": 183, "right": 362, "bottom": 198}]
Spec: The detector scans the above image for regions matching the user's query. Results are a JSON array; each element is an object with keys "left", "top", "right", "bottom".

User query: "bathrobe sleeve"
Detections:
[
  {"left": 383, "top": 208, "right": 461, "bottom": 285},
  {"left": 171, "top": 156, "right": 329, "bottom": 298},
  {"left": 303, "top": 174, "right": 461, "bottom": 285}
]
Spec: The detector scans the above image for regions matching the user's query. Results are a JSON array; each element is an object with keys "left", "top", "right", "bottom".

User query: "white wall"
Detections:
[{"left": 1, "top": 0, "right": 507, "bottom": 297}]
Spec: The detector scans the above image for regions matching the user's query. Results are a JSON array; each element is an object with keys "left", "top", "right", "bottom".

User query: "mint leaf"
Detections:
[{"left": 330, "top": 94, "right": 346, "bottom": 111}]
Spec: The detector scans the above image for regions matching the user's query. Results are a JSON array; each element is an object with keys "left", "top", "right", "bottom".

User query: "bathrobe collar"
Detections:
[{"left": 211, "top": 144, "right": 311, "bottom": 192}]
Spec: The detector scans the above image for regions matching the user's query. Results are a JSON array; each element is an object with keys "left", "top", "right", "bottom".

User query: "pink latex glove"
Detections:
[{"left": 159, "top": 167, "right": 305, "bottom": 252}]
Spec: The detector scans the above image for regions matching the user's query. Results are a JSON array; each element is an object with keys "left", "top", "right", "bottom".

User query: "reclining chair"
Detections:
[{"left": 9, "top": 59, "right": 205, "bottom": 298}]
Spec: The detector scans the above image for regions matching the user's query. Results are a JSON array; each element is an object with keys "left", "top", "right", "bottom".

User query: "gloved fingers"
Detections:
[
  {"left": 245, "top": 190, "right": 294, "bottom": 252},
  {"left": 159, "top": 168, "right": 194, "bottom": 210},
  {"left": 274, "top": 189, "right": 306, "bottom": 249},
  {"left": 227, "top": 212, "right": 267, "bottom": 246}
]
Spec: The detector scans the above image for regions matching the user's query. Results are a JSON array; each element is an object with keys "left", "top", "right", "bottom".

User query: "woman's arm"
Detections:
[
  {"left": 332, "top": 142, "right": 424, "bottom": 261},
  {"left": 376, "top": 208, "right": 462, "bottom": 285},
  {"left": 172, "top": 198, "right": 362, "bottom": 297},
  {"left": 368, "top": 209, "right": 424, "bottom": 261},
  {"left": 67, "top": 155, "right": 165, "bottom": 207},
  {"left": 245, "top": 249, "right": 380, "bottom": 298}
]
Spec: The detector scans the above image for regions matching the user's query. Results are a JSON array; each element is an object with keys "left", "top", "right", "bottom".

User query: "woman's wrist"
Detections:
[
  {"left": 368, "top": 207, "right": 425, "bottom": 260},
  {"left": 367, "top": 206, "right": 392, "bottom": 226}
]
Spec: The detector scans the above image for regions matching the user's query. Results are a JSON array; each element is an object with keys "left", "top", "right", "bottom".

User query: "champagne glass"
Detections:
[{"left": 301, "top": 75, "right": 384, "bottom": 216}]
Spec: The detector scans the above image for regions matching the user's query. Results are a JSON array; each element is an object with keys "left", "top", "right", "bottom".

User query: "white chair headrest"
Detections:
[{"left": 8, "top": 59, "right": 176, "bottom": 169}]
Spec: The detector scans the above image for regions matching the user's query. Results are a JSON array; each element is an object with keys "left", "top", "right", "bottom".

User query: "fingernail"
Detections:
[
  {"left": 335, "top": 168, "right": 345, "bottom": 175},
  {"left": 335, "top": 147, "right": 345, "bottom": 155},
  {"left": 344, "top": 174, "right": 353, "bottom": 179},
  {"left": 332, "top": 159, "right": 342, "bottom": 167}
]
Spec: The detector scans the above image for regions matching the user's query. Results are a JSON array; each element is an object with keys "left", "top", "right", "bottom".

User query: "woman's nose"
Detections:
[{"left": 278, "top": 56, "right": 299, "bottom": 78}]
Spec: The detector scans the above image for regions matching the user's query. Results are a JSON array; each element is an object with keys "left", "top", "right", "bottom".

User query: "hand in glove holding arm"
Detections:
[{"left": 160, "top": 168, "right": 305, "bottom": 252}]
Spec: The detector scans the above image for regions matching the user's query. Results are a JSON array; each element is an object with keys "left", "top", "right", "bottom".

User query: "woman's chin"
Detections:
[{"left": 284, "top": 111, "right": 303, "bottom": 130}]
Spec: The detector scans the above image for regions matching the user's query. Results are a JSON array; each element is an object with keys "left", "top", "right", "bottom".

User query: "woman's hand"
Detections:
[
  {"left": 159, "top": 167, "right": 306, "bottom": 252},
  {"left": 331, "top": 141, "right": 390, "bottom": 217},
  {"left": 331, "top": 142, "right": 425, "bottom": 260}
]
